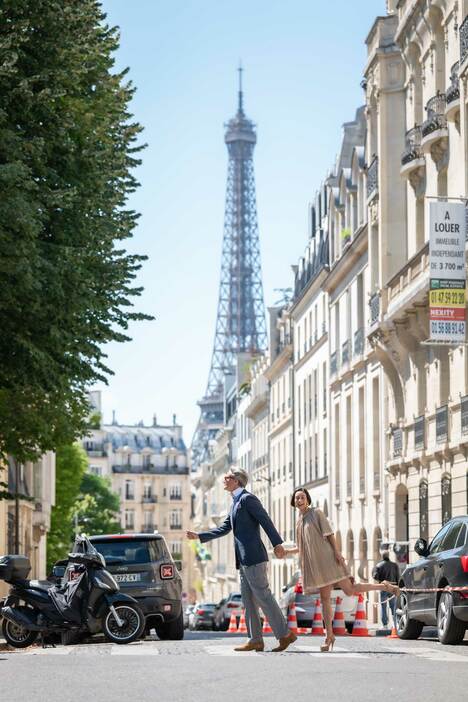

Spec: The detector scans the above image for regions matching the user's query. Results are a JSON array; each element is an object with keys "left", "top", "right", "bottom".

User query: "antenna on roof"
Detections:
[
  {"left": 238, "top": 61, "right": 243, "bottom": 114},
  {"left": 112, "top": 409, "right": 117, "bottom": 425},
  {"left": 153, "top": 413, "right": 157, "bottom": 427}
]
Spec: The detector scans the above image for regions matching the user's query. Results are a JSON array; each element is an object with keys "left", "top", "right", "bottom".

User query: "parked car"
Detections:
[
  {"left": 188, "top": 603, "right": 217, "bottom": 630},
  {"left": 183, "top": 604, "right": 195, "bottom": 629},
  {"left": 396, "top": 516, "right": 468, "bottom": 645},
  {"left": 82, "top": 533, "right": 184, "bottom": 641},
  {"left": 280, "top": 571, "right": 357, "bottom": 632},
  {"left": 212, "top": 593, "right": 243, "bottom": 631}
]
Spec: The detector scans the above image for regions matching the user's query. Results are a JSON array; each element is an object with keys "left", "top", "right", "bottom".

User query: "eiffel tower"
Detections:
[{"left": 192, "top": 68, "right": 267, "bottom": 469}]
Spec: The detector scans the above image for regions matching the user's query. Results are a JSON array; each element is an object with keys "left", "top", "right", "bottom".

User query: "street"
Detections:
[{"left": 1, "top": 631, "right": 467, "bottom": 702}]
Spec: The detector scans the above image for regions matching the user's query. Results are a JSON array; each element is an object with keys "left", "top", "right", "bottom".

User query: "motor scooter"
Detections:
[{"left": 0, "top": 536, "right": 145, "bottom": 648}]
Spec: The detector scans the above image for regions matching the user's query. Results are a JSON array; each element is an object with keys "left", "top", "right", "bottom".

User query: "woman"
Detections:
[{"left": 284, "top": 487, "right": 400, "bottom": 652}]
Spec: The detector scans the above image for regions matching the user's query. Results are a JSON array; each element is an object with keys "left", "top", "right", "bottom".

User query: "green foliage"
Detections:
[
  {"left": 0, "top": 0, "right": 150, "bottom": 463},
  {"left": 72, "top": 472, "right": 121, "bottom": 536},
  {"left": 47, "top": 443, "right": 87, "bottom": 570},
  {"left": 341, "top": 227, "right": 351, "bottom": 241}
]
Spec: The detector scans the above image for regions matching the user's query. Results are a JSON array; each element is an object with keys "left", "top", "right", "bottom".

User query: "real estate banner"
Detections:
[{"left": 429, "top": 200, "right": 466, "bottom": 343}]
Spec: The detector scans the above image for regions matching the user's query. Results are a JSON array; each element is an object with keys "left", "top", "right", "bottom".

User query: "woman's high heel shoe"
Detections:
[{"left": 320, "top": 636, "right": 335, "bottom": 652}]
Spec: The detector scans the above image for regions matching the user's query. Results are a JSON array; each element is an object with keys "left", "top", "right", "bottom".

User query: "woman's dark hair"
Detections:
[{"left": 290, "top": 487, "right": 312, "bottom": 508}]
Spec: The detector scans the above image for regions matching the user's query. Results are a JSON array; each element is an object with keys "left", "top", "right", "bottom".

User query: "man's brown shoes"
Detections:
[
  {"left": 272, "top": 631, "right": 297, "bottom": 652},
  {"left": 234, "top": 641, "right": 264, "bottom": 652}
]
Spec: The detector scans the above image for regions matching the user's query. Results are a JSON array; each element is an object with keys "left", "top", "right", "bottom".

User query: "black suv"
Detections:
[
  {"left": 397, "top": 516, "right": 468, "bottom": 644},
  {"left": 86, "top": 533, "right": 184, "bottom": 640}
]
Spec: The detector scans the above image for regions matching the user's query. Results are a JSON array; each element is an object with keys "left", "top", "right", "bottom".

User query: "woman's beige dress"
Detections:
[{"left": 297, "top": 507, "right": 349, "bottom": 591}]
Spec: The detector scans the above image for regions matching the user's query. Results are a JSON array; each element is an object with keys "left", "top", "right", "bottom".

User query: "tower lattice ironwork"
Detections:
[{"left": 192, "top": 68, "right": 267, "bottom": 468}]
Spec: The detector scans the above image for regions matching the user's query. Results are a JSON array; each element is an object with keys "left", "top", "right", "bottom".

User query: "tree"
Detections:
[
  {"left": 47, "top": 443, "right": 87, "bottom": 570},
  {"left": 73, "top": 472, "right": 121, "bottom": 537},
  {"left": 0, "top": 0, "right": 150, "bottom": 464}
]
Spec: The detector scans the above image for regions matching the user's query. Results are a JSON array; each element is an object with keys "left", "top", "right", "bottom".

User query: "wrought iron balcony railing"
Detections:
[
  {"left": 421, "top": 93, "right": 447, "bottom": 138},
  {"left": 141, "top": 495, "right": 158, "bottom": 504},
  {"left": 401, "top": 125, "right": 422, "bottom": 165},
  {"left": 353, "top": 327, "right": 364, "bottom": 357},
  {"left": 460, "top": 15, "right": 468, "bottom": 65},
  {"left": 369, "top": 292, "right": 380, "bottom": 325},
  {"left": 366, "top": 156, "right": 378, "bottom": 198},
  {"left": 446, "top": 62, "right": 460, "bottom": 105}
]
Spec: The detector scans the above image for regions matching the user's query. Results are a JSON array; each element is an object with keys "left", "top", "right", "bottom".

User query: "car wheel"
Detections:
[
  {"left": 395, "top": 592, "right": 424, "bottom": 640},
  {"left": 155, "top": 611, "right": 184, "bottom": 641},
  {"left": 437, "top": 591, "right": 466, "bottom": 645}
]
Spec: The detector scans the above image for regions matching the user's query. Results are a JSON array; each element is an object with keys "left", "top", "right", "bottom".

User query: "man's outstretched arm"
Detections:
[{"left": 186, "top": 514, "right": 232, "bottom": 544}]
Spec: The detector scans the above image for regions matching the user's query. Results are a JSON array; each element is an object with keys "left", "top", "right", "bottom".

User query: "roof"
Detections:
[{"left": 100, "top": 424, "right": 186, "bottom": 454}]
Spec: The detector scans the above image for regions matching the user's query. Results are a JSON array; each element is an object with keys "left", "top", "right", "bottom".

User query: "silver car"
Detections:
[
  {"left": 280, "top": 571, "right": 357, "bottom": 632},
  {"left": 212, "top": 593, "right": 243, "bottom": 631}
]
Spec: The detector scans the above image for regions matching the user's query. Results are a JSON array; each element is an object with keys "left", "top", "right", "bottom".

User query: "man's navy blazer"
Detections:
[{"left": 198, "top": 489, "right": 283, "bottom": 569}]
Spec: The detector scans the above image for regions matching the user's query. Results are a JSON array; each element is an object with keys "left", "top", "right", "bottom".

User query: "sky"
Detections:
[{"left": 96, "top": 0, "right": 386, "bottom": 441}]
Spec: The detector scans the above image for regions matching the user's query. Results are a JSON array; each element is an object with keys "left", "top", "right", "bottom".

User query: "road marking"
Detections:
[
  {"left": 293, "top": 644, "right": 366, "bottom": 658},
  {"left": 382, "top": 645, "right": 468, "bottom": 663},
  {"left": 110, "top": 642, "right": 159, "bottom": 655}
]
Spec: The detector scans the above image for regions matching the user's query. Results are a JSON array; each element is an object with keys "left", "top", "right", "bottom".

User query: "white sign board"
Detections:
[{"left": 428, "top": 201, "right": 466, "bottom": 343}]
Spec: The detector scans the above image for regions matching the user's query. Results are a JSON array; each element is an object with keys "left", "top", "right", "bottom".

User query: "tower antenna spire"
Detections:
[{"left": 238, "top": 61, "right": 243, "bottom": 113}]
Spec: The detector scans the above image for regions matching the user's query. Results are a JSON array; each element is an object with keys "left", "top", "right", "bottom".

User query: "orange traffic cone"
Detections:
[
  {"left": 227, "top": 612, "right": 238, "bottom": 633},
  {"left": 332, "top": 596, "right": 348, "bottom": 635},
  {"left": 237, "top": 609, "right": 248, "bottom": 634},
  {"left": 352, "top": 594, "right": 370, "bottom": 637},
  {"left": 310, "top": 599, "right": 324, "bottom": 636},
  {"left": 297, "top": 626, "right": 309, "bottom": 635},
  {"left": 287, "top": 602, "right": 298, "bottom": 635},
  {"left": 387, "top": 626, "right": 399, "bottom": 639},
  {"left": 262, "top": 615, "right": 273, "bottom": 634}
]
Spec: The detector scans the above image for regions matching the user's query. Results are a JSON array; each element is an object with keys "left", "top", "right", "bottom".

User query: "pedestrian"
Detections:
[
  {"left": 186, "top": 468, "right": 296, "bottom": 653},
  {"left": 283, "top": 487, "right": 400, "bottom": 652},
  {"left": 372, "top": 550, "right": 400, "bottom": 629}
]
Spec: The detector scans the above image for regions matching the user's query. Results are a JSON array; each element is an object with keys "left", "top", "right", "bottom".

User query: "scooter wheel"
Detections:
[
  {"left": 2, "top": 618, "right": 38, "bottom": 648},
  {"left": 102, "top": 603, "right": 145, "bottom": 644}
]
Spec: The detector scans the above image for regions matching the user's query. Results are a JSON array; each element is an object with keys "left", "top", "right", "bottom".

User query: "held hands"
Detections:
[
  {"left": 186, "top": 531, "right": 199, "bottom": 540},
  {"left": 334, "top": 550, "right": 346, "bottom": 566},
  {"left": 273, "top": 544, "right": 286, "bottom": 559}
]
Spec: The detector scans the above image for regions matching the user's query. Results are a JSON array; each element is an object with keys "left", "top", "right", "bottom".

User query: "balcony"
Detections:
[
  {"left": 141, "top": 495, "right": 157, "bottom": 504},
  {"left": 142, "top": 525, "right": 156, "bottom": 533},
  {"left": 421, "top": 93, "right": 448, "bottom": 152},
  {"left": 341, "top": 339, "right": 350, "bottom": 367},
  {"left": 330, "top": 351, "right": 339, "bottom": 377},
  {"left": 170, "top": 494, "right": 182, "bottom": 501},
  {"left": 460, "top": 15, "right": 468, "bottom": 66},
  {"left": 400, "top": 126, "right": 425, "bottom": 178},
  {"left": 369, "top": 292, "right": 380, "bottom": 326},
  {"left": 445, "top": 62, "right": 460, "bottom": 122},
  {"left": 366, "top": 156, "right": 378, "bottom": 201},
  {"left": 353, "top": 327, "right": 364, "bottom": 357},
  {"left": 170, "top": 524, "right": 183, "bottom": 530}
]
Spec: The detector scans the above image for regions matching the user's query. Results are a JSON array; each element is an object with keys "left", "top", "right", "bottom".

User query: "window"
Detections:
[
  {"left": 124, "top": 510, "right": 135, "bottom": 529},
  {"left": 170, "top": 484, "right": 182, "bottom": 500},
  {"left": 456, "top": 524, "right": 467, "bottom": 548},
  {"left": 441, "top": 475, "right": 452, "bottom": 525},
  {"left": 171, "top": 541, "right": 182, "bottom": 558},
  {"left": 89, "top": 465, "right": 102, "bottom": 477},
  {"left": 170, "top": 510, "right": 182, "bottom": 527},
  {"left": 428, "top": 523, "right": 452, "bottom": 554},
  {"left": 143, "top": 511, "right": 153, "bottom": 528},
  {"left": 419, "top": 480, "right": 428, "bottom": 541},
  {"left": 143, "top": 482, "right": 152, "bottom": 499},
  {"left": 143, "top": 454, "right": 151, "bottom": 468},
  {"left": 441, "top": 522, "right": 463, "bottom": 552},
  {"left": 125, "top": 480, "right": 134, "bottom": 500}
]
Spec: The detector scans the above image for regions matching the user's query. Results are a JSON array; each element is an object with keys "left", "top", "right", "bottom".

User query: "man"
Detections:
[
  {"left": 372, "top": 551, "right": 400, "bottom": 629},
  {"left": 186, "top": 468, "right": 296, "bottom": 652}
]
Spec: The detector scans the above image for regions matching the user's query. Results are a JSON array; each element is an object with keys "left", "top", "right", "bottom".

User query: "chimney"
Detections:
[
  {"left": 152, "top": 413, "right": 157, "bottom": 427},
  {"left": 173, "top": 413, "right": 177, "bottom": 426},
  {"left": 112, "top": 409, "right": 117, "bottom": 425}
]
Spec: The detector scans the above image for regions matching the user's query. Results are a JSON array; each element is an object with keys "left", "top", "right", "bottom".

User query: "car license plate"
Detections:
[{"left": 114, "top": 573, "right": 141, "bottom": 583}]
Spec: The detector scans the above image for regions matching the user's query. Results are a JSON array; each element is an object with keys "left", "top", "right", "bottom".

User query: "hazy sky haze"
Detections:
[{"left": 96, "top": 0, "right": 386, "bottom": 441}]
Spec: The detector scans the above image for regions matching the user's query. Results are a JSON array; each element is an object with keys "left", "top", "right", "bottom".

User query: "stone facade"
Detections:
[{"left": 81, "top": 400, "right": 194, "bottom": 595}]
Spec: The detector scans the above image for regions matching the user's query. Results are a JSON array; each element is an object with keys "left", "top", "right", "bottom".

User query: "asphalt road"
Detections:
[{"left": 1, "top": 630, "right": 467, "bottom": 702}]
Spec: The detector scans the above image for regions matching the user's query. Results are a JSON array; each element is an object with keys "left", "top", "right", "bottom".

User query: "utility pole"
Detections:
[{"left": 14, "top": 458, "right": 19, "bottom": 554}]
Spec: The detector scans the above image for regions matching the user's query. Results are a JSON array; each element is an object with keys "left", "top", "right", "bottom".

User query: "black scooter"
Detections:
[{"left": 0, "top": 536, "right": 145, "bottom": 648}]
